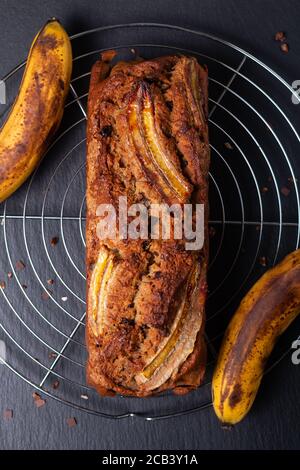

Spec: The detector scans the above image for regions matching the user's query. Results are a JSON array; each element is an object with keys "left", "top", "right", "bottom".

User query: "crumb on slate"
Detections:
[
  {"left": 67, "top": 417, "right": 77, "bottom": 427},
  {"left": 16, "top": 260, "right": 25, "bottom": 271},
  {"left": 50, "top": 236, "right": 59, "bottom": 246}
]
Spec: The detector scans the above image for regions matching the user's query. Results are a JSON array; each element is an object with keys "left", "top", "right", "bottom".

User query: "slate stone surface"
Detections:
[{"left": 0, "top": 0, "right": 300, "bottom": 450}]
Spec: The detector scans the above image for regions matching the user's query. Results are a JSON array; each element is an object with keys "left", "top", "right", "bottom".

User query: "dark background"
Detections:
[{"left": 0, "top": 0, "right": 300, "bottom": 450}]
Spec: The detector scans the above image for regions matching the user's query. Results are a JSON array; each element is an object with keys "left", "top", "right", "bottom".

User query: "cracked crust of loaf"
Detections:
[{"left": 86, "top": 53, "right": 210, "bottom": 397}]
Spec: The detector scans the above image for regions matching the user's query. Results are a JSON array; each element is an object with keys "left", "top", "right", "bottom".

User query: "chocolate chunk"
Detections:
[
  {"left": 153, "top": 271, "right": 162, "bottom": 279},
  {"left": 100, "top": 125, "right": 113, "bottom": 137},
  {"left": 121, "top": 317, "right": 135, "bottom": 326}
]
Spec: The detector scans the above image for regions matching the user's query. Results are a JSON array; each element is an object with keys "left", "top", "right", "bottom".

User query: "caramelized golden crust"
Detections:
[{"left": 86, "top": 54, "right": 210, "bottom": 396}]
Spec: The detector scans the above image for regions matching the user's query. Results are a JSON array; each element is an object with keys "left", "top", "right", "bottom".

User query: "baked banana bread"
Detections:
[{"left": 86, "top": 53, "right": 210, "bottom": 396}]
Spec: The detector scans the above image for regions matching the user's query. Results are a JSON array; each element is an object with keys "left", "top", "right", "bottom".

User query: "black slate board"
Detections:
[{"left": 0, "top": 0, "right": 300, "bottom": 450}]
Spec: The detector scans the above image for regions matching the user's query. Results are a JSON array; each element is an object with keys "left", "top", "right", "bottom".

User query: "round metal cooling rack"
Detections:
[{"left": 0, "top": 23, "right": 299, "bottom": 420}]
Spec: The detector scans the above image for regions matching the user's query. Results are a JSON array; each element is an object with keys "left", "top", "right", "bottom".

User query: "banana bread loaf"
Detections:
[{"left": 86, "top": 53, "right": 210, "bottom": 396}]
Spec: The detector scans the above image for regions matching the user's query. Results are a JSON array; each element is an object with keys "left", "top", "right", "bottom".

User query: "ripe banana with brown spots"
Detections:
[
  {"left": 212, "top": 249, "right": 300, "bottom": 425},
  {"left": 0, "top": 18, "right": 72, "bottom": 202}
]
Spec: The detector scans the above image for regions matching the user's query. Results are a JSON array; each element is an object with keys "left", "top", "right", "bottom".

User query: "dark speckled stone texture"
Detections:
[{"left": 0, "top": 0, "right": 300, "bottom": 450}]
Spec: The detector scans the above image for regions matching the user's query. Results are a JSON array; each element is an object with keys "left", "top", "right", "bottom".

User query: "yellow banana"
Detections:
[
  {"left": 0, "top": 18, "right": 72, "bottom": 202},
  {"left": 212, "top": 249, "right": 300, "bottom": 425}
]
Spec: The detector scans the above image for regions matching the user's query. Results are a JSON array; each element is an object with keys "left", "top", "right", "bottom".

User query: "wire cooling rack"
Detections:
[{"left": 0, "top": 23, "right": 299, "bottom": 420}]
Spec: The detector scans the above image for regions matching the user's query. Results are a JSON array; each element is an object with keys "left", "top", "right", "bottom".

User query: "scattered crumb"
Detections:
[
  {"left": 41, "top": 290, "right": 51, "bottom": 300},
  {"left": 52, "top": 380, "right": 60, "bottom": 390},
  {"left": 3, "top": 409, "right": 13, "bottom": 420},
  {"left": 32, "top": 392, "right": 46, "bottom": 408},
  {"left": 16, "top": 260, "right": 25, "bottom": 271},
  {"left": 281, "top": 186, "right": 290, "bottom": 197},
  {"left": 67, "top": 417, "right": 77, "bottom": 428},
  {"left": 267, "top": 176, "right": 272, "bottom": 182},
  {"left": 275, "top": 31, "right": 286, "bottom": 42},
  {"left": 61, "top": 296, "right": 68, "bottom": 302},
  {"left": 259, "top": 256, "right": 267, "bottom": 267},
  {"left": 261, "top": 186, "right": 268, "bottom": 193},
  {"left": 281, "top": 43, "right": 289, "bottom": 53},
  {"left": 21, "top": 284, "right": 27, "bottom": 289},
  {"left": 255, "top": 225, "right": 261, "bottom": 231},
  {"left": 50, "top": 236, "right": 59, "bottom": 246},
  {"left": 0, "top": 280, "right": 6, "bottom": 289},
  {"left": 35, "top": 398, "right": 46, "bottom": 408},
  {"left": 7, "top": 272, "right": 13, "bottom": 279},
  {"left": 49, "top": 351, "right": 57, "bottom": 359},
  {"left": 80, "top": 394, "right": 89, "bottom": 400},
  {"left": 224, "top": 142, "right": 233, "bottom": 150},
  {"left": 47, "top": 279, "right": 54, "bottom": 285}
]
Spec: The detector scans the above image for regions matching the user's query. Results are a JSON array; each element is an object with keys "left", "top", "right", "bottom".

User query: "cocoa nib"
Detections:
[
  {"left": 275, "top": 31, "right": 286, "bottom": 42},
  {"left": 50, "top": 236, "right": 59, "bottom": 246}
]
